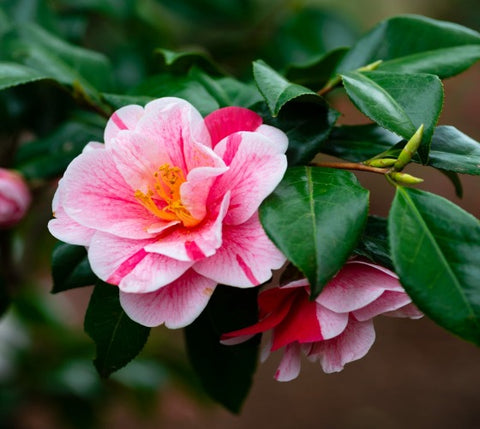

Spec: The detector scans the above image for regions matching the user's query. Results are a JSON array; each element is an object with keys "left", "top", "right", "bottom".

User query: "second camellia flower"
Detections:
[{"left": 49, "top": 97, "right": 288, "bottom": 328}]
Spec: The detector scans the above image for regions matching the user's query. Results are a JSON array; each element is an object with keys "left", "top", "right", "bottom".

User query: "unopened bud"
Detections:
[
  {"left": 364, "top": 158, "right": 396, "bottom": 168},
  {"left": 389, "top": 171, "right": 424, "bottom": 185},
  {"left": 0, "top": 169, "right": 31, "bottom": 228},
  {"left": 394, "top": 124, "right": 424, "bottom": 171}
]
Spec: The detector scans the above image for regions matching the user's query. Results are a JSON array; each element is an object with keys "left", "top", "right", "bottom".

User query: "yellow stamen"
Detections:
[{"left": 135, "top": 164, "right": 200, "bottom": 227}]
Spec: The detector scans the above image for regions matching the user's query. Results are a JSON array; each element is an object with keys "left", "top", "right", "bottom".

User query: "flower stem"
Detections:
[{"left": 310, "top": 161, "right": 389, "bottom": 175}]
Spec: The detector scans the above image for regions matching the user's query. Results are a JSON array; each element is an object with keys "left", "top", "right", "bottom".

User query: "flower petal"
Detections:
[
  {"left": 193, "top": 213, "right": 286, "bottom": 287},
  {"left": 256, "top": 124, "right": 289, "bottom": 153},
  {"left": 308, "top": 317, "right": 376, "bottom": 373},
  {"left": 104, "top": 104, "right": 144, "bottom": 143},
  {"left": 352, "top": 291, "right": 412, "bottom": 321},
  {"left": 316, "top": 304, "right": 349, "bottom": 340},
  {"left": 383, "top": 303, "right": 423, "bottom": 319},
  {"left": 275, "top": 343, "right": 302, "bottom": 382},
  {"left": 204, "top": 106, "right": 263, "bottom": 147},
  {"left": 119, "top": 271, "right": 216, "bottom": 328},
  {"left": 61, "top": 147, "right": 159, "bottom": 239},
  {"left": 317, "top": 261, "right": 401, "bottom": 313},
  {"left": 88, "top": 232, "right": 192, "bottom": 293},
  {"left": 212, "top": 131, "right": 287, "bottom": 225}
]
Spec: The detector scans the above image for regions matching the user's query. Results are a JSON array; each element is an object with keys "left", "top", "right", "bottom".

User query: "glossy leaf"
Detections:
[
  {"left": 341, "top": 71, "right": 443, "bottom": 162},
  {"left": 285, "top": 48, "right": 349, "bottom": 89},
  {"left": 0, "top": 62, "right": 48, "bottom": 91},
  {"left": 389, "top": 187, "right": 480, "bottom": 345},
  {"left": 258, "top": 101, "right": 339, "bottom": 166},
  {"left": 253, "top": 60, "right": 323, "bottom": 116},
  {"left": 84, "top": 281, "right": 150, "bottom": 378},
  {"left": 336, "top": 15, "right": 480, "bottom": 78},
  {"left": 185, "top": 286, "right": 259, "bottom": 413},
  {"left": 354, "top": 216, "right": 393, "bottom": 270},
  {"left": 155, "top": 48, "right": 223, "bottom": 75},
  {"left": 259, "top": 167, "right": 369, "bottom": 297},
  {"left": 51, "top": 242, "right": 97, "bottom": 294},
  {"left": 14, "top": 117, "right": 104, "bottom": 180}
]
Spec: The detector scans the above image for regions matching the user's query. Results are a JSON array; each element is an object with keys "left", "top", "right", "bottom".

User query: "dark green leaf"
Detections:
[
  {"left": 438, "top": 170, "right": 463, "bottom": 198},
  {"left": 253, "top": 60, "right": 323, "bottom": 116},
  {"left": 14, "top": 117, "right": 104, "bottom": 180},
  {"left": 214, "top": 77, "right": 263, "bottom": 108},
  {"left": 341, "top": 71, "right": 443, "bottom": 162},
  {"left": 389, "top": 187, "right": 480, "bottom": 345},
  {"left": 101, "top": 93, "right": 154, "bottom": 110},
  {"left": 185, "top": 286, "right": 259, "bottom": 413},
  {"left": 51, "top": 242, "right": 97, "bottom": 294},
  {"left": 260, "top": 167, "right": 369, "bottom": 296},
  {"left": 354, "top": 216, "right": 393, "bottom": 270},
  {"left": 155, "top": 48, "right": 223, "bottom": 76},
  {"left": 336, "top": 15, "right": 480, "bottom": 78},
  {"left": 0, "top": 62, "right": 48, "bottom": 91},
  {"left": 85, "top": 281, "right": 150, "bottom": 378},
  {"left": 285, "top": 48, "right": 349, "bottom": 89},
  {"left": 325, "top": 124, "right": 400, "bottom": 162},
  {"left": 425, "top": 126, "right": 480, "bottom": 175},
  {"left": 0, "top": 276, "right": 10, "bottom": 318}
]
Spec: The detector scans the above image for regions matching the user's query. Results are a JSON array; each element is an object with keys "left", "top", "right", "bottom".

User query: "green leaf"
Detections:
[
  {"left": 0, "top": 276, "right": 10, "bottom": 318},
  {"left": 325, "top": 124, "right": 400, "bottom": 162},
  {"left": 14, "top": 116, "right": 104, "bottom": 180},
  {"left": 438, "top": 170, "right": 463, "bottom": 199},
  {"left": 0, "top": 62, "right": 48, "bottom": 91},
  {"left": 285, "top": 48, "right": 349, "bottom": 89},
  {"left": 258, "top": 102, "right": 339, "bottom": 166},
  {"left": 51, "top": 242, "right": 97, "bottom": 294},
  {"left": 354, "top": 216, "right": 393, "bottom": 270},
  {"left": 185, "top": 286, "right": 259, "bottom": 413},
  {"left": 214, "top": 77, "right": 263, "bottom": 109},
  {"left": 341, "top": 71, "right": 443, "bottom": 163},
  {"left": 253, "top": 60, "right": 323, "bottom": 116},
  {"left": 389, "top": 187, "right": 480, "bottom": 345},
  {"left": 336, "top": 15, "right": 480, "bottom": 78},
  {"left": 259, "top": 167, "right": 369, "bottom": 296},
  {"left": 84, "top": 281, "right": 150, "bottom": 378},
  {"left": 426, "top": 126, "right": 480, "bottom": 175},
  {"left": 155, "top": 48, "right": 223, "bottom": 76},
  {"left": 2, "top": 23, "right": 114, "bottom": 100}
]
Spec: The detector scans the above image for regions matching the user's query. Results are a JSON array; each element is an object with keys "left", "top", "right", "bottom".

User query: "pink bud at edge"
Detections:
[{"left": 0, "top": 168, "right": 31, "bottom": 228}]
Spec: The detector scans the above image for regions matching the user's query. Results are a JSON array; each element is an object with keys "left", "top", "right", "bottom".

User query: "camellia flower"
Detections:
[
  {"left": 221, "top": 260, "right": 422, "bottom": 381},
  {"left": 0, "top": 168, "right": 31, "bottom": 228},
  {"left": 48, "top": 97, "right": 288, "bottom": 328}
]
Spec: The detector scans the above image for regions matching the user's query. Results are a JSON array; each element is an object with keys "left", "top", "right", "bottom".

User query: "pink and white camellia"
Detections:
[
  {"left": 0, "top": 168, "right": 31, "bottom": 228},
  {"left": 48, "top": 97, "right": 288, "bottom": 328},
  {"left": 221, "top": 259, "right": 422, "bottom": 382}
]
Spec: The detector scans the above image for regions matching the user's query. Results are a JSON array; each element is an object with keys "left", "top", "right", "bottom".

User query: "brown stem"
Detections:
[{"left": 310, "top": 161, "right": 389, "bottom": 175}]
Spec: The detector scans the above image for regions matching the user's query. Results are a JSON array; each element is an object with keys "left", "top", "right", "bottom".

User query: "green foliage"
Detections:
[
  {"left": 185, "top": 286, "right": 260, "bottom": 413},
  {"left": 84, "top": 282, "right": 150, "bottom": 378},
  {"left": 51, "top": 242, "right": 97, "bottom": 293},
  {"left": 341, "top": 71, "right": 444, "bottom": 163},
  {"left": 389, "top": 188, "right": 480, "bottom": 345},
  {"left": 259, "top": 167, "right": 369, "bottom": 297}
]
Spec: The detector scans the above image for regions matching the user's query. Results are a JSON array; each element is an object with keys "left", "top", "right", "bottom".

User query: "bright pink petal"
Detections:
[
  {"left": 135, "top": 97, "right": 212, "bottom": 173},
  {"left": 349, "top": 260, "right": 404, "bottom": 291},
  {"left": 193, "top": 213, "right": 286, "bottom": 287},
  {"left": 308, "top": 317, "right": 376, "bottom": 373},
  {"left": 352, "top": 291, "right": 412, "bottom": 321},
  {"left": 181, "top": 165, "right": 228, "bottom": 221},
  {"left": 145, "top": 193, "right": 230, "bottom": 262},
  {"left": 275, "top": 343, "right": 302, "bottom": 382},
  {"left": 119, "top": 271, "right": 216, "bottom": 328},
  {"left": 104, "top": 104, "right": 144, "bottom": 143},
  {"left": 211, "top": 132, "right": 287, "bottom": 225},
  {"left": 272, "top": 290, "right": 322, "bottom": 351},
  {"left": 88, "top": 232, "right": 192, "bottom": 292},
  {"left": 48, "top": 181, "right": 95, "bottom": 246},
  {"left": 204, "top": 106, "right": 263, "bottom": 147},
  {"left": 383, "top": 303, "right": 423, "bottom": 319},
  {"left": 61, "top": 148, "right": 159, "bottom": 239},
  {"left": 316, "top": 261, "right": 401, "bottom": 313}
]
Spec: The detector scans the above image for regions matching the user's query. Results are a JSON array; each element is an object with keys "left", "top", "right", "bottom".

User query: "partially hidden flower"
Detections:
[
  {"left": 48, "top": 97, "right": 288, "bottom": 328},
  {"left": 0, "top": 169, "right": 30, "bottom": 228},
  {"left": 221, "top": 260, "right": 422, "bottom": 382}
]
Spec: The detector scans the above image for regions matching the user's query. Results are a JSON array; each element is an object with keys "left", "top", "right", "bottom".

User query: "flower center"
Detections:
[{"left": 135, "top": 164, "right": 199, "bottom": 227}]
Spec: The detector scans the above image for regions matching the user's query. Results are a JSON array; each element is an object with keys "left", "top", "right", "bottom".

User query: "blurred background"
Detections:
[{"left": 0, "top": 0, "right": 479, "bottom": 428}]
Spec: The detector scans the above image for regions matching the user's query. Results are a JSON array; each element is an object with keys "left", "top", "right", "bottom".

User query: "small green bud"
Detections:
[
  {"left": 364, "top": 158, "right": 397, "bottom": 168},
  {"left": 389, "top": 171, "right": 424, "bottom": 185},
  {"left": 357, "top": 59, "right": 383, "bottom": 73},
  {"left": 394, "top": 124, "right": 424, "bottom": 171}
]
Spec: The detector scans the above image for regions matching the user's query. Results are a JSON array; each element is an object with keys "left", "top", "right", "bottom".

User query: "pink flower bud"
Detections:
[{"left": 0, "top": 169, "right": 31, "bottom": 228}]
